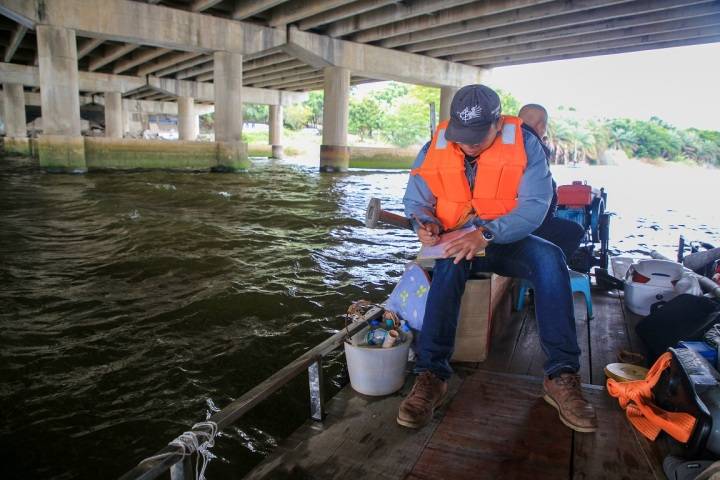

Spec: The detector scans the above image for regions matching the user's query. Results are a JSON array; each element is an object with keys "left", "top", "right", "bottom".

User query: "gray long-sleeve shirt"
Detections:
[{"left": 403, "top": 129, "right": 552, "bottom": 244}]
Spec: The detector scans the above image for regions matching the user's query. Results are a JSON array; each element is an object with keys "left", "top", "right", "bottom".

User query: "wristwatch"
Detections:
[{"left": 480, "top": 227, "right": 495, "bottom": 243}]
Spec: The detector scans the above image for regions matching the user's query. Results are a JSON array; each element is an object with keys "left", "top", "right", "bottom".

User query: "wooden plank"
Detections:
[
  {"left": 483, "top": 282, "right": 633, "bottom": 385},
  {"left": 245, "top": 373, "right": 463, "bottom": 479},
  {"left": 409, "top": 371, "right": 572, "bottom": 479},
  {"left": 587, "top": 291, "right": 633, "bottom": 384},
  {"left": 507, "top": 306, "right": 546, "bottom": 378},
  {"left": 496, "top": 290, "right": 596, "bottom": 381},
  {"left": 573, "top": 386, "right": 661, "bottom": 479},
  {"left": 480, "top": 288, "right": 526, "bottom": 373}
]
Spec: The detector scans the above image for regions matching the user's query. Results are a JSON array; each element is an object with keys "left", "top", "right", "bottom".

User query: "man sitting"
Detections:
[
  {"left": 399, "top": 85, "right": 597, "bottom": 433},
  {"left": 518, "top": 104, "right": 585, "bottom": 262}
]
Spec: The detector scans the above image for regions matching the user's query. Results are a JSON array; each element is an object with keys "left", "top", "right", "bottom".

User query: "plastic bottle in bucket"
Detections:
[
  {"left": 345, "top": 326, "right": 412, "bottom": 396},
  {"left": 366, "top": 328, "right": 388, "bottom": 346}
]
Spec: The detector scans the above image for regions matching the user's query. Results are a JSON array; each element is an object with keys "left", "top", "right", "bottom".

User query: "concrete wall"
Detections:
[
  {"left": 23, "top": 136, "right": 251, "bottom": 172},
  {"left": 84, "top": 137, "right": 218, "bottom": 170},
  {"left": 348, "top": 146, "right": 417, "bottom": 169}
]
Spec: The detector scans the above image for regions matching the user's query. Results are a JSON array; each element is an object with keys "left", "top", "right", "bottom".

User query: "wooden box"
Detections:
[{"left": 451, "top": 274, "right": 513, "bottom": 363}]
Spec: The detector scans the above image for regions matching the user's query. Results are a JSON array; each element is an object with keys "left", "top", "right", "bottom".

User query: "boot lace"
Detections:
[
  {"left": 412, "top": 371, "right": 439, "bottom": 402},
  {"left": 555, "top": 373, "right": 583, "bottom": 399}
]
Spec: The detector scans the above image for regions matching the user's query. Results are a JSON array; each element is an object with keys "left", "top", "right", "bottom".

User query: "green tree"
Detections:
[
  {"left": 408, "top": 85, "right": 440, "bottom": 130},
  {"left": 549, "top": 116, "right": 596, "bottom": 163},
  {"left": 284, "top": 104, "right": 311, "bottom": 130},
  {"left": 633, "top": 119, "right": 681, "bottom": 160},
  {"left": 304, "top": 91, "right": 323, "bottom": 128},
  {"left": 243, "top": 104, "right": 268, "bottom": 125},
  {"left": 371, "top": 82, "right": 409, "bottom": 106},
  {"left": 604, "top": 117, "right": 684, "bottom": 161},
  {"left": 496, "top": 88, "right": 521, "bottom": 116},
  {"left": 605, "top": 118, "right": 638, "bottom": 154},
  {"left": 381, "top": 97, "right": 429, "bottom": 148},
  {"left": 408, "top": 85, "right": 440, "bottom": 108},
  {"left": 349, "top": 97, "right": 383, "bottom": 141},
  {"left": 199, "top": 112, "right": 214, "bottom": 131}
]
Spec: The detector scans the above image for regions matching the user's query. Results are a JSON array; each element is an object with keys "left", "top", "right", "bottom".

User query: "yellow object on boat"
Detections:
[{"left": 604, "top": 362, "right": 649, "bottom": 382}]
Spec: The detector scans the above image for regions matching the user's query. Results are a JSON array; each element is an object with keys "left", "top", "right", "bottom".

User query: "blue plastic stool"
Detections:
[{"left": 515, "top": 270, "right": 593, "bottom": 320}]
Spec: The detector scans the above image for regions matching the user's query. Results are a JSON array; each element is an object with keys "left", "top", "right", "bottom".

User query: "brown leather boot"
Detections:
[
  {"left": 397, "top": 371, "right": 448, "bottom": 429},
  {"left": 543, "top": 372, "right": 598, "bottom": 433}
]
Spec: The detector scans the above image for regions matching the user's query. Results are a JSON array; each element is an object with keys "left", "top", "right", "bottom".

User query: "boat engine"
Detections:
[{"left": 555, "top": 180, "right": 611, "bottom": 273}]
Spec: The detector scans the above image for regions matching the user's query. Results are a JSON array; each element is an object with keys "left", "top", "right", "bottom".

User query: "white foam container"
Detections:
[
  {"left": 344, "top": 327, "right": 412, "bottom": 396},
  {"left": 624, "top": 259, "right": 684, "bottom": 316}
]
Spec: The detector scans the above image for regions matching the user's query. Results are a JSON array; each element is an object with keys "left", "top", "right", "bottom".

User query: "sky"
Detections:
[
  {"left": 357, "top": 42, "right": 720, "bottom": 132},
  {"left": 484, "top": 42, "right": 720, "bottom": 131}
]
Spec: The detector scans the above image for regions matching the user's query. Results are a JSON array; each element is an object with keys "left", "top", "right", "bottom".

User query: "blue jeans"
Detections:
[{"left": 416, "top": 235, "right": 581, "bottom": 380}]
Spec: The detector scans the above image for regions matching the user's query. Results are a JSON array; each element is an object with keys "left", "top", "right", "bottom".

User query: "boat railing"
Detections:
[{"left": 119, "top": 306, "right": 383, "bottom": 480}]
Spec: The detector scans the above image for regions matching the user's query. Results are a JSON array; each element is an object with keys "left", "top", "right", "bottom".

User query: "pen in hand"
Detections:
[{"left": 411, "top": 214, "right": 438, "bottom": 239}]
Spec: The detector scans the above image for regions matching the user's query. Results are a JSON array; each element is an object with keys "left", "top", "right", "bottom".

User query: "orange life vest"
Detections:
[{"left": 411, "top": 116, "right": 527, "bottom": 230}]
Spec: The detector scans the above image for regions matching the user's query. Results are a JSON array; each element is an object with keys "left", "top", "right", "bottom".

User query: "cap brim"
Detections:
[{"left": 445, "top": 119, "right": 492, "bottom": 145}]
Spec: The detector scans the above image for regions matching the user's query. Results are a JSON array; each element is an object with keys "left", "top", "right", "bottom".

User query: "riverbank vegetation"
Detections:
[{"left": 201, "top": 82, "right": 719, "bottom": 167}]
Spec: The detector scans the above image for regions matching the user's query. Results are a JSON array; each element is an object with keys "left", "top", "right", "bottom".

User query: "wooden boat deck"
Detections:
[{"left": 245, "top": 285, "right": 666, "bottom": 480}]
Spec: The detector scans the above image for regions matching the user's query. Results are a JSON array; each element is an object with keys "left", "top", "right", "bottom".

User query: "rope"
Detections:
[
  {"left": 168, "top": 421, "right": 218, "bottom": 480},
  {"left": 344, "top": 300, "right": 382, "bottom": 343},
  {"left": 140, "top": 421, "right": 218, "bottom": 480}
]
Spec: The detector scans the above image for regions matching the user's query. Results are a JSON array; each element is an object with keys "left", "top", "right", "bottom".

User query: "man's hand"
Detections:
[
  {"left": 443, "top": 229, "right": 488, "bottom": 264},
  {"left": 415, "top": 217, "right": 441, "bottom": 246}
]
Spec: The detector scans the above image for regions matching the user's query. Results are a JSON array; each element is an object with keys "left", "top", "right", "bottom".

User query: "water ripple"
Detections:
[{"left": 1, "top": 155, "right": 718, "bottom": 479}]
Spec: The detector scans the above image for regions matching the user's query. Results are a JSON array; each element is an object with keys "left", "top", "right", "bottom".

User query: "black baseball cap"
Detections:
[{"left": 445, "top": 84, "right": 502, "bottom": 145}]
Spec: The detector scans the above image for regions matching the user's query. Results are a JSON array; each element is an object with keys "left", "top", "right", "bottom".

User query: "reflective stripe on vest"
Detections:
[{"left": 410, "top": 116, "right": 528, "bottom": 229}]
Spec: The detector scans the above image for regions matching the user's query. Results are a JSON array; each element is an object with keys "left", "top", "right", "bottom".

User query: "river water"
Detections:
[{"left": 1, "top": 153, "right": 718, "bottom": 479}]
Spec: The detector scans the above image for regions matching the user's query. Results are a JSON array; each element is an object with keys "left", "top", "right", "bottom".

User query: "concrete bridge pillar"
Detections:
[
  {"left": 213, "top": 51, "right": 248, "bottom": 170},
  {"left": 105, "top": 91, "right": 123, "bottom": 139},
  {"left": 269, "top": 104, "right": 283, "bottom": 159},
  {"left": 122, "top": 105, "right": 132, "bottom": 137},
  {"left": 2, "top": 83, "right": 29, "bottom": 155},
  {"left": 320, "top": 66, "right": 350, "bottom": 172},
  {"left": 36, "top": 25, "right": 85, "bottom": 172},
  {"left": 177, "top": 96, "right": 197, "bottom": 141},
  {"left": 440, "top": 86, "right": 458, "bottom": 122}
]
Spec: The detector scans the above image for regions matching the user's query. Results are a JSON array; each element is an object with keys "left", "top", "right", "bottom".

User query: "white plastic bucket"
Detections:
[{"left": 344, "top": 327, "right": 412, "bottom": 396}]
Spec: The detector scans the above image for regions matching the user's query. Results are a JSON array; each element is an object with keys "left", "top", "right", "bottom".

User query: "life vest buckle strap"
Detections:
[
  {"left": 436, "top": 129, "right": 448, "bottom": 150},
  {"left": 501, "top": 123, "right": 516, "bottom": 145}
]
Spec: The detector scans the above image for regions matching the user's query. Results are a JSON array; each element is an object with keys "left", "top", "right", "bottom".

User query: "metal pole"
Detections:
[
  {"left": 429, "top": 102, "right": 436, "bottom": 140},
  {"left": 308, "top": 358, "right": 325, "bottom": 421}
]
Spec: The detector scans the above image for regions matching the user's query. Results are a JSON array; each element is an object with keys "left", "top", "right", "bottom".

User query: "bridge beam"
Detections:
[
  {"left": 0, "top": 0, "right": 286, "bottom": 55},
  {"left": 284, "top": 27, "right": 486, "bottom": 87},
  {"left": 0, "top": 61, "right": 309, "bottom": 106},
  {"left": 3, "top": 24, "right": 27, "bottom": 62},
  {"left": 0, "top": 62, "right": 145, "bottom": 93},
  {"left": 146, "top": 75, "right": 308, "bottom": 105}
]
